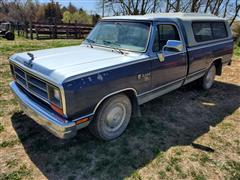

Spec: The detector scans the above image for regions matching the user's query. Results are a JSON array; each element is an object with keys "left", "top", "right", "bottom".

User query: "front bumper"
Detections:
[{"left": 9, "top": 81, "right": 77, "bottom": 139}]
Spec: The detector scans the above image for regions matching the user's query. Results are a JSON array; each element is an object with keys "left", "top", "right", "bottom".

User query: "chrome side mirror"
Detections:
[
  {"left": 157, "top": 40, "right": 184, "bottom": 62},
  {"left": 163, "top": 40, "right": 183, "bottom": 52}
]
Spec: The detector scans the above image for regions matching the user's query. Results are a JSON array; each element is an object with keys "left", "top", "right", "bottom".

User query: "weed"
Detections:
[
  {"left": 169, "top": 156, "right": 180, "bottom": 166},
  {"left": 191, "top": 171, "right": 206, "bottom": 180},
  {"left": 223, "top": 160, "right": 240, "bottom": 180},
  {"left": 131, "top": 171, "right": 142, "bottom": 180},
  {"left": 0, "top": 123, "right": 4, "bottom": 133},
  {"left": 0, "top": 165, "right": 31, "bottom": 180},
  {"left": 199, "top": 153, "right": 212, "bottom": 165},
  {"left": 159, "top": 171, "right": 166, "bottom": 179},
  {"left": 6, "top": 159, "right": 18, "bottom": 168},
  {"left": 0, "top": 139, "right": 20, "bottom": 148},
  {"left": 165, "top": 165, "right": 172, "bottom": 172}
]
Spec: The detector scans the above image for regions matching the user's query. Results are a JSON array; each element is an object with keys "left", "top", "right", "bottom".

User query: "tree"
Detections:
[
  {"left": 92, "top": 13, "right": 100, "bottom": 25},
  {"left": 62, "top": 11, "right": 71, "bottom": 23},
  {"left": 35, "top": 4, "right": 45, "bottom": 23},
  {"left": 62, "top": 9, "right": 93, "bottom": 24},
  {"left": 44, "top": 1, "right": 62, "bottom": 23},
  {"left": 67, "top": 2, "right": 77, "bottom": 14},
  {"left": 230, "top": 0, "right": 240, "bottom": 26}
]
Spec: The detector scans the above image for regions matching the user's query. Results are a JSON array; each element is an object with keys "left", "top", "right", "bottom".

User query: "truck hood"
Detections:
[{"left": 10, "top": 45, "right": 147, "bottom": 84}]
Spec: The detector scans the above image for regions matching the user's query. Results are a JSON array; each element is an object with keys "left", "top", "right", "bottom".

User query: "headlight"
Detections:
[{"left": 48, "top": 85, "right": 62, "bottom": 108}]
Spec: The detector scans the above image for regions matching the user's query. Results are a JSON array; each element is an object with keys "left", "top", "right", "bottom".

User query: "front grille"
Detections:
[{"left": 11, "top": 64, "right": 49, "bottom": 103}]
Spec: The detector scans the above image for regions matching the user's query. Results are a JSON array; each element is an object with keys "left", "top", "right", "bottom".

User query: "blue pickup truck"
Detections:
[{"left": 9, "top": 13, "right": 233, "bottom": 140}]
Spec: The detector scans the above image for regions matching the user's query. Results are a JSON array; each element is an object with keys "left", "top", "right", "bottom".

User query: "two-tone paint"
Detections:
[{"left": 9, "top": 14, "right": 234, "bottom": 138}]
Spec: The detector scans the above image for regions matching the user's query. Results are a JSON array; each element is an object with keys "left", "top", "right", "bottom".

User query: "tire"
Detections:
[
  {"left": 200, "top": 65, "right": 216, "bottom": 90},
  {"left": 89, "top": 94, "right": 132, "bottom": 141},
  {"left": 5, "top": 31, "right": 15, "bottom": 40}
]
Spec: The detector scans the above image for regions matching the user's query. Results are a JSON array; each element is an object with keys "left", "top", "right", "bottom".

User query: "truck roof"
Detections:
[{"left": 103, "top": 13, "right": 225, "bottom": 21}]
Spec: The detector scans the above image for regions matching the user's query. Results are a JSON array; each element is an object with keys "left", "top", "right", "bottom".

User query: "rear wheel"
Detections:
[
  {"left": 89, "top": 94, "right": 132, "bottom": 141},
  {"left": 200, "top": 65, "right": 216, "bottom": 90}
]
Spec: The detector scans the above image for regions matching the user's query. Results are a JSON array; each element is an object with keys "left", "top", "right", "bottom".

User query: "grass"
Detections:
[
  {"left": 234, "top": 42, "right": 240, "bottom": 57},
  {"left": 0, "top": 37, "right": 240, "bottom": 179},
  {"left": 0, "top": 165, "right": 31, "bottom": 180}
]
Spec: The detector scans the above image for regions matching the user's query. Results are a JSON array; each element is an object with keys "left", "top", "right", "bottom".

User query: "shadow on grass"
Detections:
[{"left": 11, "top": 81, "right": 240, "bottom": 180}]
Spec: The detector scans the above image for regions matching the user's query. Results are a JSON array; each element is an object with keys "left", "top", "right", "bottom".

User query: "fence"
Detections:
[{"left": 17, "top": 22, "right": 93, "bottom": 40}]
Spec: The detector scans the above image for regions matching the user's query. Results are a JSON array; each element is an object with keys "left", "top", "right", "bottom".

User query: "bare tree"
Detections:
[
  {"left": 223, "top": 0, "right": 230, "bottom": 17},
  {"left": 230, "top": 0, "right": 240, "bottom": 26}
]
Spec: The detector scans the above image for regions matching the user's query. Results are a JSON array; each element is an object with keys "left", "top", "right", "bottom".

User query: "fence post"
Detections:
[
  {"left": 49, "top": 26, "right": 52, "bottom": 39},
  {"left": 54, "top": 20, "right": 57, "bottom": 39},
  {"left": 17, "top": 22, "right": 20, "bottom": 37},
  {"left": 25, "top": 22, "right": 28, "bottom": 39},
  {"left": 29, "top": 21, "right": 33, "bottom": 40},
  {"left": 74, "top": 21, "right": 77, "bottom": 39}
]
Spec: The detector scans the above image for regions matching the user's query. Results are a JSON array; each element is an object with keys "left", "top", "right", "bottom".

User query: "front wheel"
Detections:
[
  {"left": 89, "top": 94, "right": 132, "bottom": 141},
  {"left": 200, "top": 65, "right": 216, "bottom": 90}
]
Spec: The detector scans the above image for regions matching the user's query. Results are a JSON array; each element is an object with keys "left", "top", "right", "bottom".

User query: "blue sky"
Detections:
[{"left": 39, "top": 0, "right": 100, "bottom": 14}]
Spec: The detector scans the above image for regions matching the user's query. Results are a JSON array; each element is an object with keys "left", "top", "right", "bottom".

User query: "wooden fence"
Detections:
[{"left": 17, "top": 22, "right": 93, "bottom": 40}]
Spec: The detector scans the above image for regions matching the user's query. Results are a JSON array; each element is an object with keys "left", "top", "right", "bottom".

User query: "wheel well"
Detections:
[
  {"left": 122, "top": 90, "right": 141, "bottom": 118},
  {"left": 93, "top": 89, "right": 141, "bottom": 118},
  {"left": 213, "top": 58, "right": 222, "bottom": 76}
]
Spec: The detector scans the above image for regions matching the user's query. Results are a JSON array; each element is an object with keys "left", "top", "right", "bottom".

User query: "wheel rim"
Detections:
[
  {"left": 205, "top": 66, "right": 215, "bottom": 88},
  {"left": 104, "top": 103, "right": 127, "bottom": 132}
]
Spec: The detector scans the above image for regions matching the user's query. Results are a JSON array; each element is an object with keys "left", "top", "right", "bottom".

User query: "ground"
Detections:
[{"left": 0, "top": 37, "right": 239, "bottom": 180}]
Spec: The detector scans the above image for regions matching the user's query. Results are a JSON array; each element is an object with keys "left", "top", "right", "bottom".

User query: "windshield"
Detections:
[{"left": 85, "top": 21, "right": 151, "bottom": 52}]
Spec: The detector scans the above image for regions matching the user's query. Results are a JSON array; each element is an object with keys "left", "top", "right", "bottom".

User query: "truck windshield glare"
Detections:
[{"left": 85, "top": 21, "right": 150, "bottom": 52}]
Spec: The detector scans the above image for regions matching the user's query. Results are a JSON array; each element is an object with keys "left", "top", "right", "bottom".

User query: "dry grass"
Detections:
[{"left": 0, "top": 38, "right": 240, "bottom": 180}]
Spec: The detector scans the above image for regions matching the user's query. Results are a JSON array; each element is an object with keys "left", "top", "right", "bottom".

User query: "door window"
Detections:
[{"left": 153, "top": 24, "right": 180, "bottom": 52}]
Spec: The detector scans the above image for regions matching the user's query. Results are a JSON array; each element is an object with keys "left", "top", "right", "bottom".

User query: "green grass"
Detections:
[
  {"left": 234, "top": 43, "right": 240, "bottom": 57},
  {"left": 0, "top": 165, "right": 31, "bottom": 180},
  {"left": 0, "top": 139, "right": 20, "bottom": 148},
  {"left": 223, "top": 160, "right": 240, "bottom": 180},
  {"left": 0, "top": 36, "right": 82, "bottom": 57}
]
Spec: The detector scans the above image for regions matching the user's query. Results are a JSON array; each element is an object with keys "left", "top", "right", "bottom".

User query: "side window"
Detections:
[
  {"left": 192, "top": 22, "right": 213, "bottom": 42},
  {"left": 212, "top": 22, "right": 227, "bottom": 39},
  {"left": 153, "top": 24, "right": 180, "bottom": 52},
  {"left": 192, "top": 22, "right": 228, "bottom": 42}
]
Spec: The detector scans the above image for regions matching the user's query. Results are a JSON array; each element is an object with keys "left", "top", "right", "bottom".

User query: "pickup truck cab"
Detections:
[{"left": 9, "top": 13, "right": 233, "bottom": 140}]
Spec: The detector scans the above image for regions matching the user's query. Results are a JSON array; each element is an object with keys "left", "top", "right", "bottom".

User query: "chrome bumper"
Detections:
[{"left": 9, "top": 81, "right": 77, "bottom": 139}]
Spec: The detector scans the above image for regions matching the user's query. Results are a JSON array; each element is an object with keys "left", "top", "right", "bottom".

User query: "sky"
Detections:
[{"left": 39, "top": 0, "right": 100, "bottom": 14}]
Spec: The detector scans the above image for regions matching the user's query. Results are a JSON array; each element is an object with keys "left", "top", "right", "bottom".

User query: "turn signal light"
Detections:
[
  {"left": 51, "top": 103, "right": 64, "bottom": 116},
  {"left": 75, "top": 118, "right": 89, "bottom": 125}
]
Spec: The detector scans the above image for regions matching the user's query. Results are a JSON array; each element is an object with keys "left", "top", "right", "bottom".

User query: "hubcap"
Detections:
[
  {"left": 104, "top": 103, "right": 126, "bottom": 132},
  {"left": 205, "top": 66, "right": 215, "bottom": 88}
]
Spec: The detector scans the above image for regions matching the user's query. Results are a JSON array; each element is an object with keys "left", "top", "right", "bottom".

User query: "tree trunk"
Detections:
[
  {"left": 204, "top": 0, "right": 212, "bottom": 13},
  {"left": 223, "top": 0, "right": 230, "bottom": 18},
  {"left": 230, "top": 3, "right": 240, "bottom": 26},
  {"left": 175, "top": 0, "right": 180, "bottom": 12}
]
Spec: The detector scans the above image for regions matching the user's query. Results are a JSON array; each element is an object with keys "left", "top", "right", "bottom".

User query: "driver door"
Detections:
[{"left": 151, "top": 23, "right": 187, "bottom": 89}]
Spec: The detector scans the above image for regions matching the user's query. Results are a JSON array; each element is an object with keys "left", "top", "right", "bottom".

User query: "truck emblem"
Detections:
[
  {"left": 137, "top": 72, "right": 151, "bottom": 81},
  {"left": 24, "top": 53, "right": 34, "bottom": 68}
]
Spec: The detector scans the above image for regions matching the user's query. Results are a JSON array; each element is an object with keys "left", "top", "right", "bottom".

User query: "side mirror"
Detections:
[
  {"left": 157, "top": 40, "right": 184, "bottom": 62},
  {"left": 163, "top": 40, "right": 183, "bottom": 53}
]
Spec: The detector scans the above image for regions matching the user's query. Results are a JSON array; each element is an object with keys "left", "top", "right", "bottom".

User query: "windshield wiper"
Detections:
[
  {"left": 103, "top": 40, "right": 124, "bottom": 54},
  {"left": 85, "top": 38, "right": 95, "bottom": 48}
]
